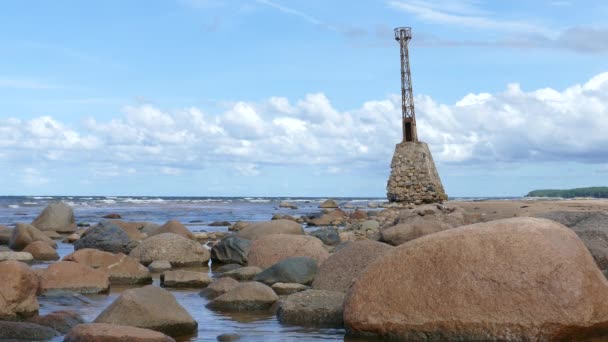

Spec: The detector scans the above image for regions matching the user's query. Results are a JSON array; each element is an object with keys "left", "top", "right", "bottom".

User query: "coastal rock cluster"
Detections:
[{"left": 2, "top": 200, "right": 608, "bottom": 341}]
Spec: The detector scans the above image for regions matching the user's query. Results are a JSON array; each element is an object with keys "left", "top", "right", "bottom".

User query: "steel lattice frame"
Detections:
[{"left": 394, "top": 27, "right": 417, "bottom": 142}]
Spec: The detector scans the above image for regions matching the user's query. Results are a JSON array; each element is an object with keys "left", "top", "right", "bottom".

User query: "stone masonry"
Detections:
[{"left": 387, "top": 141, "right": 447, "bottom": 204}]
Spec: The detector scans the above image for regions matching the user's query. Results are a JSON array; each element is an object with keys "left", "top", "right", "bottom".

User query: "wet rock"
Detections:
[
  {"left": 65, "top": 323, "right": 175, "bottom": 342},
  {"left": 0, "top": 251, "right": 33, "bottom": 262},
  {"left": 148, "top": 260, "right": 172, "bottom": 273},
  {"left": 0, "top": 321, "right": 60, "bottom": 341},
  {"left": 94, "top": 285, "right": 197, "bottom": 337},
  {"left": 319, "top": 199, "right": 339, "bottom": 208},
  {"left": 207, "top": 281, "right": 278, "bottom": 312},
  {"left": 236, "top": 219, "right": 304, "bottom": 240},
  {"left": 309, "top": 227, "right": 340, "bottom": 246},
  {"left": 64, "top": 248, "right": 152, "bottom": 285},
  {"left": 344, "top": 217, "right": 608, "bottom": 340},
  {"left": 221, "top": 266, "right": 263, "bottom": 281},
  {"left": 149, "top": 220, "right": 194, "bottom": 240},
  {"left": 0, "top": 260, "right": 39, "bottom": 320},
  {"left": 38, "top": 261, "right": 110, "bottom": 295},
  {"left": 307, "top": 209, "right": 347, "bottom": 226},
  {"left": 23, "top": 241, "right": 59, "bottom": 261},
  {"left": 75, "top": 220, "right": 139, "bottom": 254},
  {"left": 279, "top": 201, "right": 298, "bottom": 209},
  {"left": 209, "top": 221, "right": 231, "bottom": 226},
  {"left": 254, "top": 257, "right": 317, "bottom": 285},
  {"left": 25, "top": 310, "right": 84, "bottom": 334},
  {"left": 161, "top": 270, "right": 212, "bottom": 288},
  {"left": 247, "top": 234, "right": 329, "bottom": 269},
  {"left": 9, "top": 223, "right": 57, "bottom": 251},
  {"left": 129, "top": 233, "right": 210, "bottom": 267},
  {"left": 313, "top": 240, "right": 393, "bottom": 293},
  {"left": 211, "top": 236, "right": 251, "bottom": 265},
  {"left": 31, "top": 201, "right": 76, "bottom": 233},
  {"left": 277, "top": 290, "right": 345, "bottom": 327},
  {"left": 271, "top": 282, "right": 309, "bottom": 295},
  {"left": 200, "top": 277, "right": 239, "bottom": 299}
]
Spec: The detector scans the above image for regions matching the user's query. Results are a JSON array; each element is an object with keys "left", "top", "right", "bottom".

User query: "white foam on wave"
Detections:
[
  {"left": 32, "top": 196, "right": 53, "bottom": 200},
  {"left": 22, "top": 202, "right": 38, "bottom": 206},
  {"left": 8, "top": 204, "right": 19, "bottom": 208},
  {"left": 122, "top": 198, "right": 165, "bottom": 204},
  {"left": 99, "top": 199, "right": 117, "bottom": 204}
]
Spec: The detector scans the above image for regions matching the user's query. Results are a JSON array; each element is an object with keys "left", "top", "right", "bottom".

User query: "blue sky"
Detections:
[{"left": 1, "top": 0, "right": 607, "bottom": 197}]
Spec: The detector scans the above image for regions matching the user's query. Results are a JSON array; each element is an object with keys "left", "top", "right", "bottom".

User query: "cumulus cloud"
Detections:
[{"left": 1, "top": 72, "right": 607, "bottom": 177}]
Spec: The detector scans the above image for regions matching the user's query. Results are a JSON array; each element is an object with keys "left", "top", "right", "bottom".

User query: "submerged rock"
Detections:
[{"left": 148, "top": 260, "right": 172, "bottom": 273}]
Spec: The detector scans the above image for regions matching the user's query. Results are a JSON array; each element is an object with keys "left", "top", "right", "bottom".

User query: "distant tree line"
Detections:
[{"left": 526, "top": 187, "right": 608, "bottom": 198}]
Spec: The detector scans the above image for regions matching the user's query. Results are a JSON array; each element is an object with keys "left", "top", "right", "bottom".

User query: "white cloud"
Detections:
[{"left": 1, "top": 72, "right": 607, "bottom": 177}]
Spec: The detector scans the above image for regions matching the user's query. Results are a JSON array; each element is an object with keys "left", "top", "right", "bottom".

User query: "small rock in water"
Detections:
[
  {"left": 64, "top": 323, "right": 175, "bottom": 342},
  {"left": 161, "top": 270, "right": 212, "bottom": 288},
  {"left": 102, "top": 213, "right": 122, "bottom": 219},
  {"left": 319, "top": 199, "right": 339, "bottom": 209},
  {"left": 38, "top": 261, "right": 110, "bottom": 295},
  {"left": 25, "top": 310, "right": 84, "bottom": 334},
  {"left": 209, "top": 221, "right": 231, "bottom": 227},
  {"left": 277, "top": 289, "right": 345, "bottom": 328},
  {"left": 149, "top": 220, "right": 194, "bottom": 240},
  {"left": 271, "top": 282, "right": 309, "bottom": 295},
  {"left": 254, "top": 257, "right": 318, "bottom": 285},
  {"left": 217, "top": 333, "right": 241, "bottom": 341},
  {"left": 207, "top": 281, "right": 278, "bottom": 312},
  {"left": 200, "top": 277, "right": 240, "bottom": 299},
  {"left": 279, "top": 201, "right": 298, "bottom": 210},
  {"left": 148, "top": 260, "right": 172, "bottom": 272}
]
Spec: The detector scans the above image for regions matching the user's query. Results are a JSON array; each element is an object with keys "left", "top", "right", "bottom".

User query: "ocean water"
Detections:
[{"left": 1, "top": 196, "right": 391, "bottom": 342}]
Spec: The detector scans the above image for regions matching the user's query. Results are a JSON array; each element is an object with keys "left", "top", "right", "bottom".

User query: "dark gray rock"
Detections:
[
  {"left": 25, "top": 310, "right": 84, "bottom": 334},
  {"left": 74, "top": 220, "right": 138, "bottom": 254},
  {"left": 309, "top": 228, "right": 340, "bottom": 246},
  {"left": 216, "top": 263, "right": 242, "bottom": 273},
  {"left": 0, "top": 225, "right": 11, "bottom": 245},
  {"left": 277, "top": 290, "right": 345, "bottom": 327},
  {"left": 0, "top": 321, "right": 60, "bottom": 341},
  {"left": 209, "top": 221, "right": 231, "bottom": 227},
  {"left": 211, "top": 236, "right": 251, "bottom": 265},
  {"left": 217, "top": 333, "right": 241, "bottom": 341},
  {"left": 254, "top": 257, "right": 317, "bottom": 285}
]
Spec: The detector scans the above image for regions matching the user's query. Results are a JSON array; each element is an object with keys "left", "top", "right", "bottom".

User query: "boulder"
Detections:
[
  {"left": 31, "top": 201, "right": 76, "bottom": 233},
  {"left": 209, "top": 221, "right": 231, "bottom": 227},
  {"left": 277, "top": 290, "right": 345, "bottom": 327},
  {"left": 319, "top": 199, "right": 338, "bottom": 208},
  {"left": 279, "top": 201, "right": 298, "bottom": 209},
  {"left": 221, "top": 266, "right": 263, "bottom": 281},
  {"left": 216, "top": 263, "right": 242, "bottom": 273},
  {"left": 38, "top": 261, "right": 110, "bottom": 295},
  {"left": 140, "top": 222, "right": 162, "bottom": 235},
  {"left": 129, "top": 233, "right": 210, "bottom": 267},
  {"left": 211, "top": 236, "right": 251, "bottom": 265},
  {"left": 254, "top": 257, "right": 317, "bottom": 285},
  {"left": 75, "top": 220, "right": 139, "bottom": 254},
  {"left": 65, "top": 323, "right": 175, "bottom": 342},
  {"left": 230, "top": 221, "right": 249, "bottom": 231},
  {"left": 349, "top": 209, "right": 368, "bottom": 221},
  {"left": 247, "top": 234, "right": 329, "bottom": 269},
  {"left": 103, "top": 213, "right": 122, "bottom": 219},
  {"left": 344, "top": 217, "right": 608, "bottom": 340},
  {"left": 395, "top": 203, "right": 470, "bottom": 228},
  {"left": 23, "top": 241, "right": 59, "bottom": 261},
  {"left": 309, "top": 228, "right": 340, "bottom": 246},
  {"left": 0, "top": 251, "right": 33, "bottom": 262},
  {"left": 149, "top": 220, "right": 194, "bottom": 240},
  {"left": 0, "top": 260, "right": 39, "bottom": 320},
  {"left": 43, "top": 230, "right": 61, "bottom": 239},
  {"left": 0, "top": 225, "right": 12, "bottom": 245},
  {"left": 94, "top": 285, "right": 197, "bottom": 337},
  {"left": 160, "top": 270, "right": 212, "bottom": 288},
  {"left": 0, "top": 321, "right": 60, "bottom": 341},
  {"left": 308, "top": 209, "right": 347, "bottom": 226},
  {"left": 271, "top": 282, "right": 309, "bottom": 295},
  {"left": 9, "top": 223, "right": 57, "bottom": 251},
  {"left": 64, "top": 249, "right": 151, "bottom": 285},
  {"left": 207, "top": 282, "right": 278, "bottom": 311},
  {"left": 25, "top": 310, "right": 84, "bottom": 334},
  {"left": 200, "top": 277, "right": 239, "bottom": 299},
  {"left": 148, "top": 260, "right": 172, "bottom": 273},
  {"left": 313, "top": 240, "right": 393, "bottom": 293},
  {"left": 236, "top": 219, "right": 303, "bottom": 240},
  {"left": 112, "top": 220, "right": 147, "bottom": 241},
  {"left": 381, "top": 217, "right": 451, "bottom": 245}
]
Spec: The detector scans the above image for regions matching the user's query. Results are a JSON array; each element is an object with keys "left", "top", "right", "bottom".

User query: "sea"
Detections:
[{"left": 0, "top": 195, "right": 515, "bottom": 342}]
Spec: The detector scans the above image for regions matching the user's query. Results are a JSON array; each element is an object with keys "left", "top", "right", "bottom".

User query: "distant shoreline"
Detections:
[{"left": 526, "top": 187, "right": 608, "bottom": 199}]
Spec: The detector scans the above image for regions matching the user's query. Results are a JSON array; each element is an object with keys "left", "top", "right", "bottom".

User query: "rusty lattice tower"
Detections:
[{"left": 394, "top": 27, "right": 417, "bottom": 142}]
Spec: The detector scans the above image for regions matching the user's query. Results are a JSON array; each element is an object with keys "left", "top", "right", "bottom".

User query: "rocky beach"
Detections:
[{"left": 1, "top": 196, "right": 608, "bottom": 341}]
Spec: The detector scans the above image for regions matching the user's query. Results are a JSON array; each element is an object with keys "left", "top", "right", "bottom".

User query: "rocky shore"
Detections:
[{"left": 1, "top": 198, "right": 608, "bottom": 340}]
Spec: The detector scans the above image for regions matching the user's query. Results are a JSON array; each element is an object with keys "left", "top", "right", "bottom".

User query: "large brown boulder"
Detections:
[
  {"left": 248, "top": 234, "right": 329, "bottom": 269},
  {"left": 9, "top": 223, "right": 57, "bottom": 251},
  {"left": 0, "top": 261, "right": 39, "bottom": 320},
  {"left": 313, "top": 240, "right": 393, "bottom": 293},
  {"left": 94, "top": 285, "right": 197, "bottom": 337},
  {"left": 236, "top": 219, "right": 303, "bottom": 240},
  {"left": 149, "top": 220, "right": 194, "bottom": 240},
  {"left": 344, "top": 217, "right": 608, "bottom": 340},
  {"left": 31, "top": 201, "right": 76, "bottom": 233},
  {"left": 23, "top": 241, "right": 59, "bottom": 261},
  {"left": 381, "top": 216, "right": 451, "bottom": 246},
  {"left": 64, "top": 249, "right": 151, "bottom": 285},
  {"left": 129, "top": 233, "right": 210, "bottom": 267},
  {"left": 38, "top": 261, "right": 110, "bottom": 295},
  {"left": 65, "top": 323, "right": 175, "bottom": 342},
  {"left": 207, "top": 281, "right": 278, "bottom": 311}
]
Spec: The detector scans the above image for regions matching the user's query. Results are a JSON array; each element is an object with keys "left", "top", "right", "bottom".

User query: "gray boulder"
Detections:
[
  {"left": 129, "top": 233, "right": 210, "bottom": 267},
  {"left": 277, "top": 290, "right": 345, "bottom": 327},
  {"left": 254, "top": 257, "right": 317, "bottom": 285},
  {"left": 211, "top": 236, "right": 251, "bottom": 265},
  {"left": 309, "top": 228, "right": 340, "bottom": 246},
  {"left": 32, "top": 201, "right": 76, "bottom": 233},
  {"left": 25, "top": 310, "right": 84, "bottom": 334},
  {"left": 221, "top": 266, "right": 263, "bottom": 281},
  {"left": 75, "top": 220, "right": 138, "bottom": 254},
  {"left": 207, "top": 282, "right": 278, "bottom": 311},
  {"left": 199, "top": 277, "right": 240, "bottom": 299}
]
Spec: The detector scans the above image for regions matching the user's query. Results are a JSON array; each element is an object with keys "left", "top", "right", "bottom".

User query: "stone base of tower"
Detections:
[{"left": 386, "top": 141, "right": 447, "bottom": 204}]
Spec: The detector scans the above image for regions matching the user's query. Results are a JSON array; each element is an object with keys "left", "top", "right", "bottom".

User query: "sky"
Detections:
[{"left": 0, "top": 0, "right": 607, "bottom": 197}]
